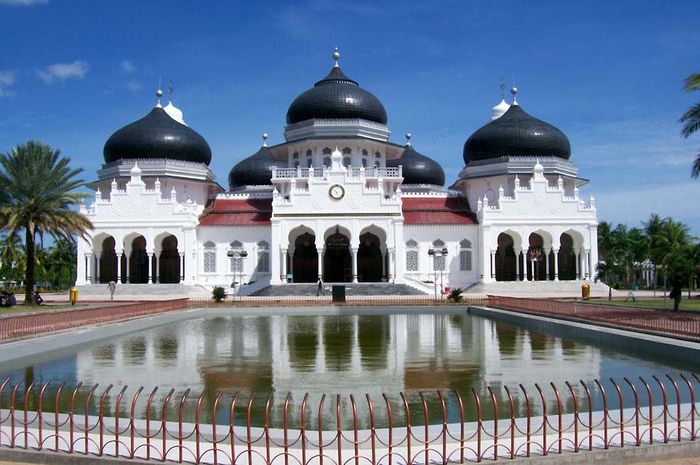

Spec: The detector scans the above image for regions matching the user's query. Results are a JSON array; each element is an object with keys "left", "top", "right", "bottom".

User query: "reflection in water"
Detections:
[{"left": 0, "top": 313, "right": 693, "bottom": 428}]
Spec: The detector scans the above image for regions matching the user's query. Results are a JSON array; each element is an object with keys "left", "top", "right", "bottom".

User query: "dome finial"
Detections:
[
  {"left": 332, "top": 47, "right": 340, "bottom": 67},
  {"left": 510, "top": 86, "right": 518, "bottom": 105},
  {"left": 156, "top": 76, "right": 163, "bottom": 107},
  {"left": 262, "top": 133, "right": 269, "bottom": 147},
  {"left": 405, "top": 132, "right": 412, "bottom": 147}
]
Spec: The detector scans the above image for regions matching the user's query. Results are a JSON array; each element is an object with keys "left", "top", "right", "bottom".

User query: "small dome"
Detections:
[
  {"left": 463, "top": 104, "right": 570, "bottom": 164},
  {"left": 286, "top": 65, "right": 388, "bottom": 125},
  {"left": 163, "top": 101, "right": 187, "bottom": 125},
  {"left": 104, "top": 107, "right": 211, "bottom": 165},
  {"left": 490, "top": 99, "right": 510, "bottom": 121},
  {"left": 228, "top": 144, "right": 275, "bottom": 189},
  {"left": 387, "top": 142, "right": 445, "bottom": 186}
]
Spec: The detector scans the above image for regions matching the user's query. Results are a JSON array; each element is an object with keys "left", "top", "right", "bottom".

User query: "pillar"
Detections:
[
  {"left": 351, "top": 247, "right": 359, "bottom": 283},
  {"left": 148, "top": 252, "right": 154, "bottom": 284},
  {"left": 85, "top": 252, "right": 93, "bottom": 284},
  {"left": 553, "top": 248, "right": 560, "bottom": 281},
  {"left": 281, "top": 248, "right": 288, "bottom": 282},
  {"left": 116, "top": 250, "right": 123, "bottom": 283},
  {"left": 521, "top": 249, "right": 528, "bottom": 281},
  {"left": 584, "top": 249, "right": 590, "bottom": 279},
  {"left": 381, "top": 249, "right": 387, "bottom": 280},
  {"left": 575, "top": 249, "right": 581, "bottom": 280},
  {"left": 515, "top": 251, "right": 521, "bottom": 281},
  {"left": 388, "top": 248, "right": 395, "bottom": 283},
  {"left": 317, "top": 249, "right": 324, "bottom": 280},
  {"left": 545, "top": 249, "right": 551, "bottom": 281},
  {"left": 180, "top": 252, "right": 185, "bottom": 283},
  {"left": 490, "top": 251, "right": 495, "bottom": 279}
]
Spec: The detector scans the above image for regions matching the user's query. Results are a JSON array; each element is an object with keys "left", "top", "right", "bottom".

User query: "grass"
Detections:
[
  {"left": 593, "top": 298, "right": 700, "bottom": 312},
  {"left": 0, "top": 303, "right": 88, "bottom": 316}
]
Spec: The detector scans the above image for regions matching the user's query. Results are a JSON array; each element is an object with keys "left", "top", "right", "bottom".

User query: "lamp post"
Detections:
[
  {"left": 227, "top": 249, "right": 248, "bottom": 299},
  {"left": 428, "top": 247, "right": 449, "bottom": 301}
]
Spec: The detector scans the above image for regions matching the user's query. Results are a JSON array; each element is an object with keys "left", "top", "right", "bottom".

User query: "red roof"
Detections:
[
  {"left": 199, "top": 198, "right": 272, "bottom": 226},
  {"left": 402, "top": 197, "right": 476, "bottom": 225}
]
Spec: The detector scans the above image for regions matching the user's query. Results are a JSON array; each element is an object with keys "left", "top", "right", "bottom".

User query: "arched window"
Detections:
[
  {"left": 306, "top": 149, "right": 313, "bottom": 157},
  {"left": 406, "top": 239, "right": 418, "bottom": 271},
  {"left": 459, "top": 239, "right": 472, "bottom": 271},
  {"left": 362, "top": 158, "right": 368, "bottom": 168},
  {"left": 256, "top": 241, "right": 270, "bottom": 273},
  {"left": 230, "top": 241, "right": 245, "bottom": 273},
  {"left": 307, "top": 158, "right": 313, "bottom": 168},
  {"left": 323, "top": 157, "right": 331, "bottom": 167},
  {"left": 374, "top": 160, "right": 380, "bottom": 168},
  {"left": 203, "top": 241, "right": 216, "bottom": 273},
  {"left": 343, "top": 157, "right": 351, "bottom": 167},
  {"left": 292, "top": 152, "right": 299, "bottom": 159},
  {"left": 432, "top": 240, "right": 446, "bottom": 271},
  {"left": 375, "top": 151, "right": 381, "bottom": 158},
  {"left": 322, "top": 147, "right": 332, "bottom": 155},
  {"left": 294, "top": 161, "right": 299, "bottom": 168},
  {"left": 362, "top": 149, "right": 368, "bottom": 156},
  {"left": 342, "top": 147, "right": 352, "bottom": 155}
]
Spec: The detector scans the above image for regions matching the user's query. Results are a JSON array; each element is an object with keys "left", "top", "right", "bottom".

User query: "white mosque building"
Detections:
[{"left": 75, "top": 50, "right": 599, "bottom": 295}]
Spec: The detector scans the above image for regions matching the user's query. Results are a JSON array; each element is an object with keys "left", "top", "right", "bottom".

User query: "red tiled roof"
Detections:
[
  {"left": 199, "top": 198, "right": 272, "bottom": 226},
  {"left": 402, "top": 197, "right": 476, "bottom": 225}
]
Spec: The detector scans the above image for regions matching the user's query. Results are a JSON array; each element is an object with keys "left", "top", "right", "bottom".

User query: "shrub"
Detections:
[
  {"left": 448, "top": 288, "right": 464, "bottom": 303},
  {"left": 212, "top": 286, "right": 226, "bottom": 303}
]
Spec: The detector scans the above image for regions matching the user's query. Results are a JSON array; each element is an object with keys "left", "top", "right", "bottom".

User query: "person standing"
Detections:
[
  {"left": 108, "top": 280, "right": 117, "bottom": 300},
  {"left": 317, "top": 278, "right": 324, "bottom": 296},
  {"left": 669, "top": 279, "right": 682, "bottom": 312}
]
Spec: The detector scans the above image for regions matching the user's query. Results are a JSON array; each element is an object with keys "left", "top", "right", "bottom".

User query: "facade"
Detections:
[{"left": 76, "top": 51, "right": 598, "bottom": 293}]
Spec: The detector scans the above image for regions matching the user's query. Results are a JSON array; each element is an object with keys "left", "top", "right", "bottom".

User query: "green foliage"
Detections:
[
  {"left": 212, "top": 286, "right": 226, "bottom": 303},
  {"left": 681, "top": 72, "right": 700, "bottom": 178},
  {"left": 447, "top": 288, "right": 464, "bottom": 303},
  {"left": 0, "top": 141, "right": 92, "bottom": 303}
]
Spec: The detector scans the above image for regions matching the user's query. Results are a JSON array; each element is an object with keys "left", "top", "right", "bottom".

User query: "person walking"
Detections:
[
  {"left": 108, "top": 280, "right": 117, "bottom": 300},
  {"left": 317, "top": 278, "right": 324, "bottom": 296}
]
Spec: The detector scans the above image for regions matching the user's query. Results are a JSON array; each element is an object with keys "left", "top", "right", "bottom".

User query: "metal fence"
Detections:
[
  {"left": 0, "top": 374, "right": 697, "bottom": 464},
  {"left": 488, "top": 296, "right": 700, "bottom": 340},
  {"left": 188, "top": 295, "right": 488, "bottom": 308},
  {"left": 0, "top": 299, "right": 189, "bottom": 341}
]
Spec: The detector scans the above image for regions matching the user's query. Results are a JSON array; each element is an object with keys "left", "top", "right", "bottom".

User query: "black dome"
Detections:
[
  {"left": 104, "top": 107, "right": 212, "bottom": 165},
  {"left": 387, "top": 144, "right": 445, "bottom": 186},
  {"left": 228, "top": 146, "right": 275, "bottom": 189},
  {"left": 286, "top": 66, "right": 388, "bottom": 125},
  {"left": 463, "top": 104, "right": 570, "bottom": 164}
]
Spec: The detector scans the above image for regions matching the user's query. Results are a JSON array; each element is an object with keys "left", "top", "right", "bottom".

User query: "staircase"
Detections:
[
  {"left": 465, "top": 280, "right": 613, "bottom": 298},
  {"left": 75, "top": 283, "right": 211, "bottom": 300},
  {"left": 252, "top": 282, "right": 427, "bottom": 297}
]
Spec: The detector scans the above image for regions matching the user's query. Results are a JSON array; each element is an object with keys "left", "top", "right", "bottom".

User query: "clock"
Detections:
[{"left": 329, "top": 184, "right": 345, "bottom": 200}]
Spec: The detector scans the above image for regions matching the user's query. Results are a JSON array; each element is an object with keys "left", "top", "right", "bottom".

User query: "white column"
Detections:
[
  {"left": 179, "top": 252, "right": 185, "bottom": 283},
  {"left": 575, "top": 249, "right": 581, "bottom": 280},
  {"left": 381, "top": 249, "right": 387, "bottom": 280},
  {"left": 388, "top": 248, "right": 395, "bottom": 283},
  {"left": 352, "top": 247, "right": 359, "bottom": 283},
  {"left": 490, "top": 250, "right": 496, "bottom": 280},
  {"left": 521, "top": 249, "right": 528, "bottom": 281},
  {"left": 148, "top": 252, "right": 154, "bottom": 284},
  {"left": 515, "top": 251, "right": 521, "bottom": 281},
  {"left": 317, "top": 248, "right": 324, "bottom": 280},
  {"left": 553, "top": 248, "right": 560, "bottom": 281},
  {"left": 281, "top": 248, "right": 288, "bottom": 282},
  {"left": 95, "top": 252, "right": 101, "bottom": 283},
  {"left": 585, "top": 250, "right": 591, "bottom": 280},
  {"left": 85, "top": 252, "right": 93, "bottom": 284},
  {"left": 116, "top": 250, "right": 123, "bottom": 283}
]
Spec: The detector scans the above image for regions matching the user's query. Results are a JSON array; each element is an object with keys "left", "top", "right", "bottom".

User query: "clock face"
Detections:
[{"left": 329, "top": 184, "right": 345, "bottom": 200}]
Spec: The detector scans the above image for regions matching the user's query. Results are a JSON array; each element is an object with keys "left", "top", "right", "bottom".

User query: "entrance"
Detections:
[
  {"left": 293, "top": 233, "right": 317, "bottom": 283},
  {"left": 495, "top": 233, "right": 517, "bottom": 281},
  {"left": 324, "top": 229, "right": 351, "bottom": 282},
  {"left": 99, "top": 236, "right": 118, "bottom": 283},
  {"left": 129, "top": 236, "right": 149, "bottom": 283},
  {"left": 358, "top": 232, "right": 382, "bottom": 282},
  {"left": 159, "top": 235, "right": 181, "bottom": 284}
]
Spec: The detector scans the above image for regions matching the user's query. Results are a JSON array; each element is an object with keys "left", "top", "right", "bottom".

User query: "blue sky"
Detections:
[{"left": 1, "top": 0, "right": 699, "bottom": 234}]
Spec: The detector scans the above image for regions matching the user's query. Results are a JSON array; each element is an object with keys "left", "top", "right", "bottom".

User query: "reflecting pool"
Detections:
[{"left": 0, "top": 312, "right": 695, "bottom": 428}]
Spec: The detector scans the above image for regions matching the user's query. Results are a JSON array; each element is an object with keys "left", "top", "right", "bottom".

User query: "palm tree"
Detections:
[
  {"left": 680, "top": 72, "right": 700, "bottom": 178},
  {"left": 0, "top": 141, "right": 92, "bottom": 304}
]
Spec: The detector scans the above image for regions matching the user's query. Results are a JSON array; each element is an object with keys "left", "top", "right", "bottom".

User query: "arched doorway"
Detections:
[
  {"left": 358, "top": 232, "right": 382, "bottom": 282},
  {"left": 99, "top": 236, "right": 118, "bottom": 283},
  {"left": 324, "top": 228, "right": 351, "bottom": 282},
  {"left": 129, "top": 236, "right": 149, "bottom": 283},
  {"left": 558, "top": 233, "right": 576, "bottom": 280},
  {"left": 495, "top": 233, "right": 517, "bottom": 281},
  {"left": 159, "top": 235, "right": 180, "bottom": 284},
  {"left": 293, "top": 233, "right": 317, "bottom": 283},
  {"left": 526, "top": 233, "right": 547, "bottom": 281}
]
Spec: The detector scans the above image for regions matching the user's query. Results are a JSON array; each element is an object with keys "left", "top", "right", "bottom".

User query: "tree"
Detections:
[
  {"left": 0, "top": 141, "right": 92, "bottom": 304},
  {"left": 680, "top": 72, "right": 700, "bottom": 178}
]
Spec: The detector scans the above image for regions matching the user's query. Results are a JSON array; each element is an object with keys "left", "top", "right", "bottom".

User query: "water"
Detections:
[{"left": 0, "top": 312, "right": 696, "bottom": 428}]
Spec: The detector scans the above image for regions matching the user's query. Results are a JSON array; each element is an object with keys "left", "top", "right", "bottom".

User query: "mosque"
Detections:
[{"left": 75, "top": 50, "right": 599, "bottom": 295}]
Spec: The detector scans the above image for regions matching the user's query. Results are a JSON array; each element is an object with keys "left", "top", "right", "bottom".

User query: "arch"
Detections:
[
  {"left": 128, "top": 235, "right": 149, "bottom": 283},
  {"left": 431, "top": 239, "right": 446, "bottom": 271},
  {"left": 495, "top": 232, "right": 517, "bottom": 281},
  {"left": 342, "top": 147, "right": 352, "bottom": 155},
  {"left": 307, "top": 158, "right": 313, "bottom": 168},
  {"left": 323, "top": 157, "right": 331, "bottom": 168},
  {"left": 558, "top": 233, "right": 577, "bottom": 280},
  {"left": 229, "top": 240, "right": 245, "bottom": 273},
  {"left": 526, "top": 232, "right": 547, "bottom": 281},
  {"left": 323, "top": 226, "right": 351, "bottom": 282},
  {"left": 342, "top": 157, "right": 351, "bottom": 167},
  {"left": 293, "top": 232, "right": 317, "bottom": 282},
  {"left": 158, "top": 235, "right": 180, "bottom": 283},
  {"left": 405, "top": 239, "right": 419, "bottom": 272},
  {"left": 99, "top": 236, "right": 118, "bottom": 283},
  {"left": 358, "top": 232, "right": 383, "bottom": 282},
  {"left": 256, "top": 240, "right": 270, "bottom": 273},
  {"left": 459, "top": 239, "right": 472, "bottom": 272}
]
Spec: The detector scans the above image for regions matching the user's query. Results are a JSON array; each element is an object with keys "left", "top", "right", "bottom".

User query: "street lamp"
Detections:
[
  {"left": 227, "top": 249, "right": 248, "bottom": 299},
  {"left": 428, "top": 247, "right": 449, "bottom": 301}
]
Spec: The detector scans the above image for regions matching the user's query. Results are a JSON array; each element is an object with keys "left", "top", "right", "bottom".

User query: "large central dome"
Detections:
[{"left": 286, "top": 51, "right": 387, "bottom": 125}]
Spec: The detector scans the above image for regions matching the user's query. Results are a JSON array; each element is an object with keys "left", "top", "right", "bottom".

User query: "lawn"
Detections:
[
  {"left": 0, "top": 303, "right": 87, "bottom": 316},
  {"left": 594, "top": 298, "right": 700, "bottom": 312}
]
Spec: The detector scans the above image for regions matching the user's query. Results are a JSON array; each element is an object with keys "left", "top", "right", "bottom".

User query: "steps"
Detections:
[
  {"left": 252, "top": 283, "right": 427, "bottom": 297},
  {"left": 465, "top": 280, "right": 612, "bottom": 298},
  {"left": 75, "top": 283, "right": 211, "bottom": 299}
]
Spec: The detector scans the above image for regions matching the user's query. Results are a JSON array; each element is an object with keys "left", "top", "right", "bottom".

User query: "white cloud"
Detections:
[
  {"left": 126, "top": 80, "right": 142, "bottom": 92},
  {"left": 0, "top": 70, "right": 16, "bottom": 97},
  {"left": 0, "top": 0, "right": 48, "bottom": 5},
  {"left": 121, "top": 60, "right": 135, "bottom": 73},
  {"left": 37, "top": 60, "right": 89, "bottom": 84}
]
